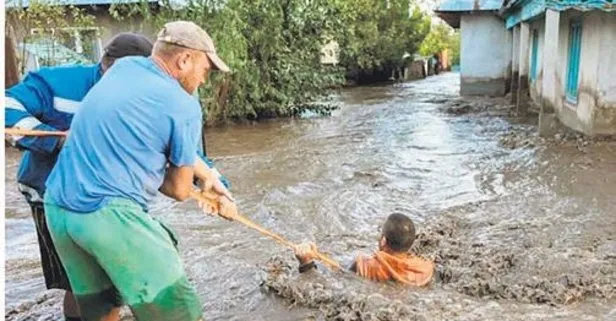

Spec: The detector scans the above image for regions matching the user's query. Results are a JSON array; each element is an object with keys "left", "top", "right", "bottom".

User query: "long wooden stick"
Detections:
[
  {"left": 5, "top": 128, "right": 67, "bottom": 137},
  {"left": 2, "top": 128, "right": 342, "bottom": 270},
  {"left": 190, "top": 190, "right": 342, "bottom": 271}
]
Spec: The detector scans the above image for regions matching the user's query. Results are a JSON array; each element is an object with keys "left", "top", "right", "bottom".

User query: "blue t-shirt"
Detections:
[{"left": 45, "top": 56, "right": 202, "bottom": 213}]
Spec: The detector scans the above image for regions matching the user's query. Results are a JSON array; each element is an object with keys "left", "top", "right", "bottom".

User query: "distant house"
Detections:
[
  {"left": 5, "top": 0, "right": 157, "bottom": 73},
  {"left": 436, "top": 0, "right": 616, "bottom": 136},
  {"left": 501, "top": 0, "right": 616, "bottom": 135},
  {"left": 435, "top": 0, "right": 512, "bottom": 96},
  {"left": 18, "top": 38, "right": 92, "bottom": 71}
]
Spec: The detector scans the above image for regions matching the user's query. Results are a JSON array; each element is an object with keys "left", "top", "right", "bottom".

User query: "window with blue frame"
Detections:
[
  {"left": 566, "top": 20, "right": 582, "bottom": 103},
  {"left": 530, "top": 29, "right": 539, "bottom": 82}
]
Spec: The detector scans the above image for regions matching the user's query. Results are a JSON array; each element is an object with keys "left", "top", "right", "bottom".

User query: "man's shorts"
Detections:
[
  {"left": 44, "top": 196, "right": 203, "bottom": 321},
  {"left": 30, "top": 203, "right": 72, "bottom": 290}
]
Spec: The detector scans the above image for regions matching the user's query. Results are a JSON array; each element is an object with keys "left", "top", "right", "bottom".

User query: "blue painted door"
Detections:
[{"left": 566, "top": 20, "right": 582, "bottom": 103}]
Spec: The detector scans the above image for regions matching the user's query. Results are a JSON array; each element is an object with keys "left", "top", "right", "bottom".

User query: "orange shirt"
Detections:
[{"left": 353, "top": 251, "right": 434, "bottom": 286}]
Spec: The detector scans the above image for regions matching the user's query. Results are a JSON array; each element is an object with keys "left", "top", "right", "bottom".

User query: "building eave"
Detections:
[
  {"left": 502, "top": 0, "right": 616, "bottom": 28},
  {"left": 435, "top": 9, "right": 500, "bottom": 28}
]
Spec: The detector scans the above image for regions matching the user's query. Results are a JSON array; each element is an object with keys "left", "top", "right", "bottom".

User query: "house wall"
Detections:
[
  {"left": 90, "top": 9, "right": 156, "bottom": 45},
  {"left": 528, "top": 17, "right": 545, "bottom": 103},
  {"left": 593, "top": 11, "right": 616, "bottom": 134},
  {"left": 7, "top": 7, "right": 156, "bottom": 63},
  {"left": 552, "top": 10, "right": 616, "bottom": 135},
  {"left": 460, "top": 13, "right": 512, "bottom": 96},
  {"left": 510, "top": 25, "right": 520, "bottom": 103}
]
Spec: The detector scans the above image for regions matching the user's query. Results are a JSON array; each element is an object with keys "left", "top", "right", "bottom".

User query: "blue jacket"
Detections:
[
  {"left": 5, "top": 63, "right": 229, "bottom": 204},
  {"left": 6, "top": 64, "right": 102, "bottom": 203}
]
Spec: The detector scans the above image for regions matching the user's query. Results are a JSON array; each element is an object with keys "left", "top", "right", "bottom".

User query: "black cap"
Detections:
[{"left": 103, "top": 32, "right": 153, "bottom": 58}]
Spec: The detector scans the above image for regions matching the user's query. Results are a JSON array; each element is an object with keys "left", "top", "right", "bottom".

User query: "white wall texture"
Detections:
[
  {"left": 461, "top": 14, "right": 511, "bottom": 80},
  {"left": 528, "top": 18, "right": 545, "bottom": 101},
  {"left": 460, "top": 13, "right": 512, "bottom": 95}
]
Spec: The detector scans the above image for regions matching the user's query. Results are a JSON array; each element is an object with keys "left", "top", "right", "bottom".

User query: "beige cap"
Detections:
[{"left": 157, "top": 21, "right": 230, "bottom": 73}]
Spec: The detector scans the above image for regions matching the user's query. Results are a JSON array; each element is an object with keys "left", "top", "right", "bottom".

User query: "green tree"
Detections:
[
  {"left": 336, "top": 0, "right": 431, "bottom": 83},
  {"left": 110, "top": 0, "right": 346, "bottom": 124},
  {"left": 449, "top": 31, "right": 460, "bottom": 65},
  {"left": 418, "top": 22, "right": 458, "bottom": 59}
]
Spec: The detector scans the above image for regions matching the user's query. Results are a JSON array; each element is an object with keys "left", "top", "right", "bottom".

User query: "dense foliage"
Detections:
[
  {"left": 335, "top": 0, "right": 431, "bottom": 84},
  {"left": 419, "top": 22, "right": 460, "bottom": 65},
  {"left": 8, "top": 0, "right": 433, "bottom": 124}
]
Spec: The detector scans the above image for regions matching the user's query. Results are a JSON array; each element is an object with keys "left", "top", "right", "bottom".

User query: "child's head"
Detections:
[{"left": 379, "top": 213, "right": 416, "bottom": 253}]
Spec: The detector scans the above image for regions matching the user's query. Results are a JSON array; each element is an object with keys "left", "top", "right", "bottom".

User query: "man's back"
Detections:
[
  {"left": 46, "top": 56, "right": 202, "bottom": 213},
  {"left": 354, "top": 251, "right": 434, "bottom": 286}
]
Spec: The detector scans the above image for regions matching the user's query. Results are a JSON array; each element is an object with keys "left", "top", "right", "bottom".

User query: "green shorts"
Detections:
[{"left": 44, "top": 196, "right": 203, "bottom": 321}]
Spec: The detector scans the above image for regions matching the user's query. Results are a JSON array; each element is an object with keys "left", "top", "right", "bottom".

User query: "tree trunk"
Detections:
[{"left": 5, "top": 24, "right": 20, "bottom": 88}]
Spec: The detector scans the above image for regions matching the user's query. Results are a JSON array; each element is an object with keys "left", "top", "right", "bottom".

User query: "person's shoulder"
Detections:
[
  {"left": 33, "top": 63, "right": 101, "bottom": 86},
  {"left": 353, "top": 253, "right": 381, "bottom": 275},
  {"left": 36, "top": 63, "right": 100, "bottom": 77},
  {"left": 105, "top": 56, "right": 150, "bottom": 75},
  {"left": 406, "top": 254, "right": 433, "bottom": 264},
  {"left": 406, "top": 254, "right": 435, "bottom": 274},
  {"left": 114, "top": 55, "right": 148, "bottom": 67},
  {"left": 167, "top": 89, "right": 202, "bottom": 117},
  {"left": 9, "top": 63, "right": 100, "bottom": 95}
]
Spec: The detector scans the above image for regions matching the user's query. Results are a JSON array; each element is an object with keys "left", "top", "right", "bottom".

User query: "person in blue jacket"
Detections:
[{"left": 5, "top": 32, "right": 154, "bottom": 321}]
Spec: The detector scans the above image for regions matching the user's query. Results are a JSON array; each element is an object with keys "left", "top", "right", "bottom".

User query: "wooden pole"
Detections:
[
  {"left": 5, "top": 128, "right": 68, "bottom": 137},
  {"left": 190, "top": 190, "right": 342, "bottom": 271},
  {"left": 0, "top": 127, "right": 343, "bottom": 271}
]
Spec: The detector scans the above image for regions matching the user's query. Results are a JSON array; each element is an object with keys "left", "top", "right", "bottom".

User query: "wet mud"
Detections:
[{"left": 5, "top": 73, "right": 616, "bottom": 321}]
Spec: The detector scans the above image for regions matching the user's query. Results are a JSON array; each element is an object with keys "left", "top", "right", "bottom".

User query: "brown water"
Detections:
[{"left": 5, "top": 73, "right": 616, "bottom": 320}]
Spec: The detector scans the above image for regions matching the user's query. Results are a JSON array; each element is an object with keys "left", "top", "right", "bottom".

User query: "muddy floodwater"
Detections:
[{"left": 5, "top": 73, "right": 616, "bottom": 320}]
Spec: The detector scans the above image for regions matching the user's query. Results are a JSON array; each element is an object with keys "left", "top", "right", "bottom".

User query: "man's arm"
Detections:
[
  {"left": 5, "top": 73, "right": 64, "bottom": 153},
  {"left": 193, "top": 156, "right": 233, "bottom": 200},
  {"left": 194, "top": 150, "right": 231, "bottom": 189},
  {"left": 158, "top": 156, "right": 225, "bottom": 202},
  {"left": 164, "top": 113, "right": 233, "bottom": 205},
  {"left": 159, "top": 164, "right": 194, "bottom": 201}
]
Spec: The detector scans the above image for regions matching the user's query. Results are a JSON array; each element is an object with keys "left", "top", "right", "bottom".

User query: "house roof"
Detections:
[
  {"left": 436, "top": 0, "right": 503, "bottom": 12},
  {"left": 435, "top": 0, "right": 503, "bottom": 28},
  {"left": 5, "top": 0, "right": 157, "bottom": 8}
]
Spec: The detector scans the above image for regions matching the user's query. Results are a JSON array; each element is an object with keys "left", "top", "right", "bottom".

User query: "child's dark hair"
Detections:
[{"left": 382, "top": 213, "right": 416, "bottom": 252}]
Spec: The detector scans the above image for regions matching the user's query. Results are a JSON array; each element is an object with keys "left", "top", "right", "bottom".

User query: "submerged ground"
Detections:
[{"left": 5, "top": 73, "right": 615, "bottom": 320}]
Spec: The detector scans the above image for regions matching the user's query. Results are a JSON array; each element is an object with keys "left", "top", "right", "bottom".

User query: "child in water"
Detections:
[{"left": 294, "top": 213, "right": 434, "bottom": 286}]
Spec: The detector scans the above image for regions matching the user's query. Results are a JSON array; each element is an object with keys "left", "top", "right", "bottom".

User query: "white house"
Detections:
[
  {"left": 435, "top": 0, "right": 512, "bottom": 96},
  {"left": 437, "top": 0, "right": 616, "bottom": 136},
  {"left": 502, "top": 0, "right": 616, "bottom": 135}
]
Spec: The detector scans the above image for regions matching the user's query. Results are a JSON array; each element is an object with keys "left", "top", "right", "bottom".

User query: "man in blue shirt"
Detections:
[
  {"left": 5, "top": 32, "right": 153, "bottom": 321},
  {"left": 44, "top": 21, "right": 236, "bottom": 321}
]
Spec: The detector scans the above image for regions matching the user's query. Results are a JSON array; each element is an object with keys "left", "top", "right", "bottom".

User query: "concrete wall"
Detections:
[
  {"left": 551, "top": 10, "right": 616, "bottom": 135},
  {"left": 460, "top": 13, "right": 512, "bottom": 96},
  {"left": 510, "top": 25, "right": 520, "bottom": 103},
  {"left": 528, "top": 18, "right": 545, "bottom": 102},
  {"left": 594, "top": 12, "right": 616, "bottom": 134}
]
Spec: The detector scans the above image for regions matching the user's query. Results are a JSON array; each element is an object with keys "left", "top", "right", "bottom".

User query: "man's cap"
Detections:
[
  {"left": 104, "top": 32, "right": 153, "bottom": 58},
  {"left": 157, "top": 21, "right": 231, "bottom": 73}
]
